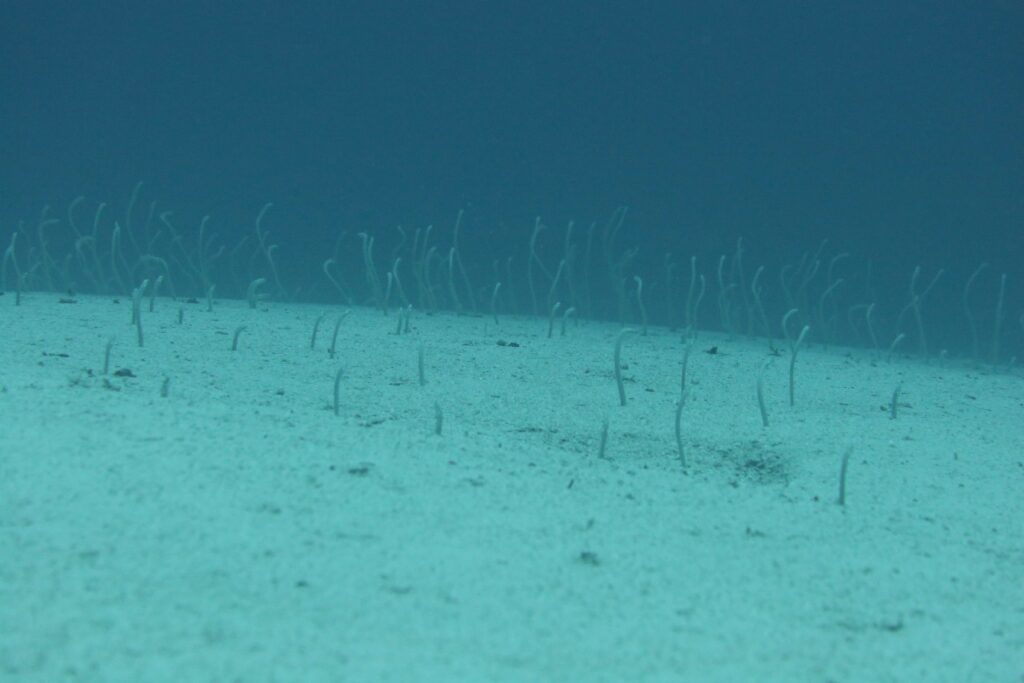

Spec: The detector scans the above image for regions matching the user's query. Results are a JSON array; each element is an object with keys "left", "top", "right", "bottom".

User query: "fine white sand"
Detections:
[{"left": 1, "top": 293, "right": 1021, "bottom": 682}]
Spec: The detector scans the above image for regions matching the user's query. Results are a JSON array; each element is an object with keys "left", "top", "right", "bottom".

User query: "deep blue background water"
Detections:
[{"left": 2, "top": 1, "right": 1021, "bottom": 355}]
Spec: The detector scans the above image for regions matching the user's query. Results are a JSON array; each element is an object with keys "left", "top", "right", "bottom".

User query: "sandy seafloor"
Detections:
[{"left": 1, "top": 292, "right": 1021, "bottom": 682}]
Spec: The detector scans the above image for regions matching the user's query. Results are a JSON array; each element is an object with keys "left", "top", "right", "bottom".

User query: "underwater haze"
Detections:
[{"left": 2, "top": 1, "right": 1022, "bottom": 332}]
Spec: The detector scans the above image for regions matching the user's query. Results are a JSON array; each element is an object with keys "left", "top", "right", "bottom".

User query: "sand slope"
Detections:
[{"left": 1, "top": 293, "right": 1021, "bottom": 681}]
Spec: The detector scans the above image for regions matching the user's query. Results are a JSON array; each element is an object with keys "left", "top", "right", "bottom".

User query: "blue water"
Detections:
[{"left": 2, "top": 0, "right": 1021, "bottom": 358}]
